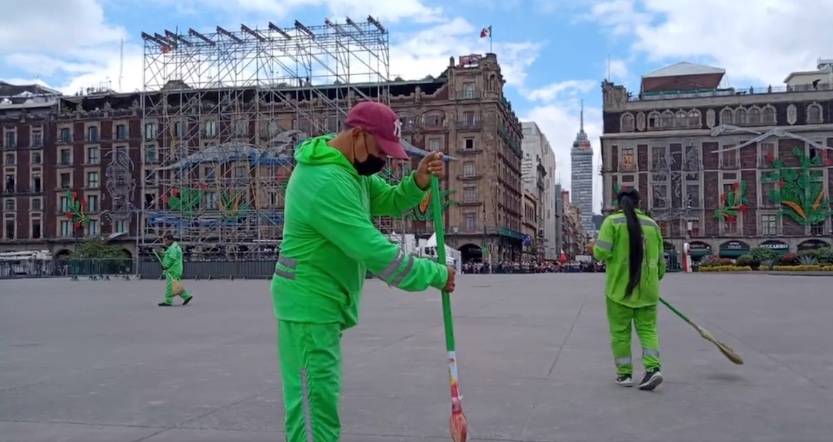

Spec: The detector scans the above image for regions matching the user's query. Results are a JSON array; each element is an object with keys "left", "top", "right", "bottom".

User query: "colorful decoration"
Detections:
[
  {"left": 219, "top": 190, "right": 252, "bottom": 218},
  {"left": 713, "top": 181, "right": 748, "bottom": 222},
  {"left": 409, "top": 189, "right": 455, "bottom": 222},
  {"left": 763, "top": 147, "right": 830, "bottom": 225},
  {"left": 64, "top": 191, "right": 90, "bottom": 231}
]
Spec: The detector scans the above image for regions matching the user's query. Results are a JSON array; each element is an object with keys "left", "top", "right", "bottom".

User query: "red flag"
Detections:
[{"left": 480, "top": 26, "right": 491, "bottom": 38}]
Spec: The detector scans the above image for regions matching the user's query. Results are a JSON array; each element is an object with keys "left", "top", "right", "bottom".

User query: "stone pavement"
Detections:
[{"left": 1, "top": 273, "right": 832, "bottom": 441}]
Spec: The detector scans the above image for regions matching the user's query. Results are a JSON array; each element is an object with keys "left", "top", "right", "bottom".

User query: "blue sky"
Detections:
[{"left": 3, "top": 0, "right": 833, "bottom": 212}]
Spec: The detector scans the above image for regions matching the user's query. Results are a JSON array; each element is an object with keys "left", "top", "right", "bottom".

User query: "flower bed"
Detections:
[{"left": 699, "top": 265, "right": 753, "bottom": 272}]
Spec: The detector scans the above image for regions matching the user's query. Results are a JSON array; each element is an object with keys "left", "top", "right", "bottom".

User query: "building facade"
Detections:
[
  {"left": 571, "top": 105, "right": 595, "bottom": 237},
  {"left": 522, "top": 121, "right": 557, "bottom": 260},
  {"left": 521, "top": 191, "right": 539, "bottom": 261},
  {"left": 601, "top": 60, "right": 833, "bottom": 262},
  {"left": 0, "top": 54, "right": 527, "bottom": 263}
]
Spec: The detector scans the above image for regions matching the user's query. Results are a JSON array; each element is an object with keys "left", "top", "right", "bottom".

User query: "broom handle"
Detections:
[
  {"left": 659, "top": 297, "right": 694, "bottom": 327},
  {"left": 430, "top": 176, "right": 455, "bottom": 352}
]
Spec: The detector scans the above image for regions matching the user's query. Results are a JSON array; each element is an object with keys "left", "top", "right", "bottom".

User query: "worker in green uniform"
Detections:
[
  {"left": 593, "top": 189, "right": 665, "bottom": 391},
  {"left": 271, "top": 101, "right": 455, "bottom": 441},
  {"left": 158, "top": 233, "right": 193, "bottom": 307}
]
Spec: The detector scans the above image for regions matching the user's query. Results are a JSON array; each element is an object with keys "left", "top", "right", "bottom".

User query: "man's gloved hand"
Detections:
[
  {"left": 415, "top": 152, "right": 445, "bottom": 190},
  {"left": 443, "top": 265, "right": 456, "bottom": 293}
]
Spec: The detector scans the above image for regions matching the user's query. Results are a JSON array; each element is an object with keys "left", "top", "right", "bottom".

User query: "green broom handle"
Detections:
[
  {"left": 430, "top": 176, "right": 456, "bottom": 352},
  {"left": 659, "top": 297, "right": 693, "bottom": 326}
]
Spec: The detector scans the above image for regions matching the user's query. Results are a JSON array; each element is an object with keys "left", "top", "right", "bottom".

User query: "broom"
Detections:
[
  {"left": 659, "top": 297, "right": 743, "bottom": 365},
  {"left": 430, "top": 175, "right": 469, "bottom": 442},
  {"left": 153, "top": 249, "right": 184, "bottom": 296}
]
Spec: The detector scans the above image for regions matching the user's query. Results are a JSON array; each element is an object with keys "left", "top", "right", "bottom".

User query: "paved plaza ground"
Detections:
[{"left": 2, "top": 273, "right": 832, "bottom": 442}]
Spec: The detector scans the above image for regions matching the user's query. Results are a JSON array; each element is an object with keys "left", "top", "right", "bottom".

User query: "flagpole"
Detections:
[{"left": 490, "top": 27, "right": 493, "bottom": 53}]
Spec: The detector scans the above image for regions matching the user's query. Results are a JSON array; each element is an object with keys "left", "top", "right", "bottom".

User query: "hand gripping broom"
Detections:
[
  {"left": 430, "top": 175, "right": 469, "bottom": 442},
  {"left": 659, "top": 297, "right": 743, "bottom": 365}
]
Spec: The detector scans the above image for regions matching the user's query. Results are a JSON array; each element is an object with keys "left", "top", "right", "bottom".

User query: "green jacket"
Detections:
[
  {"left": 271, "top": 135, "right": 449, "bottom": 329},
  {"left": 162, "top": 241, "right": 184, "bottom": 279},
  {"left": 593, "top": 210, "right": 665, "bottom": 308}
]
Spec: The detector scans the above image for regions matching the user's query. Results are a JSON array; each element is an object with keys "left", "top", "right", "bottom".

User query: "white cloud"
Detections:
[
  {"left": 522, "top": 79, "right": 596, "bottom": 102},
  {"left": 523, "top": 99, "right": 604, "bottom": 213},
  {"left": 591, "top": 0, "right": 833, "bottom": 86},
  {"left": 607, "top": 58, "right": 628, "bottom": 81}
]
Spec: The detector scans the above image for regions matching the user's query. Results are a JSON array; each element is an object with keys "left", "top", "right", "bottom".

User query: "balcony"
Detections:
[
  {"left": 456, "top": 119, "right": 481, "bottom": 131},
  {"left": 457, "top": 174, "right": 483, "bottom": 181},
  {"left": 459, "top": 90, "right": 481, "bottom": 100}
]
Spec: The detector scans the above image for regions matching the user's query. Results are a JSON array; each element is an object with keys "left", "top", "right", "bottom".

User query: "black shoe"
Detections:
[
  {"left": 615, "top": 374, "right": 633, "bottom": 387},
  {"left": 182, "top": 295, "right": 193, "bottom": 306},
  {"left": 639, "top": 369, "right": 664, "bottom": 391},
  {"left": 158, "top": 302, "right": 173, "bottom": 307}
]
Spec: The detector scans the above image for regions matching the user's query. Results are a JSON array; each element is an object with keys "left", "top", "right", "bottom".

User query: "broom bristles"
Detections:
[
  {"left": 449, "top": 411, "right": 468, "bottom": 442},
  {"left": 698, "top": 325, "right": 744, "bottom": 365}
]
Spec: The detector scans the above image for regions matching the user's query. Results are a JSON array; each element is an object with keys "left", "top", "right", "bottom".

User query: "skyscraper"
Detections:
[{"left": 571, "top": 102, "right": 595, "bottom": 237}]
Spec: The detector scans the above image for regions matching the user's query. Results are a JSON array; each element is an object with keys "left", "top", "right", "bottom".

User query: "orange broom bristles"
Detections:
[{"left": 449, "top": 409, "right": 468, "bottom": 442}]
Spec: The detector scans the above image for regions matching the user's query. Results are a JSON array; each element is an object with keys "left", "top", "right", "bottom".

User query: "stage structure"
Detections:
[{"left": 140, "top": 17, "right": 392, "bottom": 259}]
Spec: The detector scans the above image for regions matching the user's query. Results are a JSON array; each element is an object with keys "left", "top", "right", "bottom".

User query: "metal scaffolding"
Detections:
[{"left": 140, "top": 18, "right": 391, "bottom": 259}]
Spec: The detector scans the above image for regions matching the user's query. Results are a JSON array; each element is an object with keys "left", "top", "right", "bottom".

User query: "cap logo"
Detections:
[{"left": 393, "top": 119, "right": 402, "bottom": 140}]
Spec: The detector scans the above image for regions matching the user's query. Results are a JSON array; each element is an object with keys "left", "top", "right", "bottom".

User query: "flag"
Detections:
[{"left": 480, "top": 26, "right": 492, "bottom": 39}]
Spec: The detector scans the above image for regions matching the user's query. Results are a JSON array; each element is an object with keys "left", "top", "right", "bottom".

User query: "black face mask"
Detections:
[{"left": 354, "top": 154, "right": 386, "bottom": 176}]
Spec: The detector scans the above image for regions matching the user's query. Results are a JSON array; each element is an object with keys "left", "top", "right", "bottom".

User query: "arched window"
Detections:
[
  {"left": 422, "top": 110, "right": 445, "bottom": 129},
  {"left": 648, "top": 111, "right": 661, "bottom": 130},
  {"left": 676, "top": 110, "right": 688, "bottom": 128},
  {"left": 807, "top": 103, "right": 823, "bottom": 124},
  {"left": 661, "top": 110, "right": 674, "bottom": 128},
  {"left": 688, "top": 109, "right": 701, "bottom": 128},
  {"left": 735, "top": 107, "right": 747, "bottom": 126},
  {"left": 621, "top": 113, "right": 635, "bottom": 132},
  {"left": 749, "top": 107, "right": 761, "bottom": 126},
  {"left": 720, "top": 108, "right": 733, "bottom": 125},
  {"left": 762, "top": 106, "right": 776, "bottom": 125}
]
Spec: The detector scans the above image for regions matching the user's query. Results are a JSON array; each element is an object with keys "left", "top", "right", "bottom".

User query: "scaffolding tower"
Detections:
[{"left": 140, "top": 18, "right": 391, "bottom": 259}]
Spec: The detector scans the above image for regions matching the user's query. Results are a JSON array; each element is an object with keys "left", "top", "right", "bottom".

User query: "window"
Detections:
[
  {"left": 203, "top": 120, "right": 217, "bottom": 138},
  {"left": 32, "top": 151, "right": 42, "bottom": 164},
  {"left": 59, "top": 148, "right": 72, "bottom": 165},
  {"left": 115, "top": 124, "right": 128, "bottom": 141},
  {"left": 115, "top": 220, "right": 128, "bottom": 234},
  {"left": 87, "top": 195, "right": 99, "bottom": 212},
  {"left": 59, "top": 196, "right": 70, "bottom": 212},
  {"left": 759, "top": 214, "right": 778, "bottom": 236},
  {"left": 464, "top": 186, "right": 477, "bottom": 203},
  {"left": 749, "top": 107, "right": 761, "bottom": 125},
  {"left": 652, "top": 146, "right": 667, "bottom": 170},
  {"left": 724, "top": 218, "right": 738, "bottom": 234},
  {"left": 87, "top": 146, "right": 100, "bottom": 165},
  {"left": 4, "top": 198, "right": 14, "bottom": 211},
  {"left": 652, "top": 184, "right": 668, "bottom": 209},
  {"left": 32, "top": 172, "right": 41, "bottom": 193},
  {"left": 720, "top": 108, "right": 733, "bottom": 125},
  {"left": 31, "top": 127, "right": 43, "bottom": 147},
  {"left": 661, "top": 111, "right": 673, "bottom": 128},
  {"left": 688, "top": 110, "right": 700, "bottom": 128},
  {"left": 686, "top": 184, "right": 700, "bottom": 208},
  {"left": 86, "top": 126, "right": 98, "bottom": 143},
  {"left": 59, "top": 127, "right": 71, "bottom": 144},
  {"left": 205, "top": 191, "right": 218, "bottom": 209},
  {"left": 621, "top": 147, "right": 635, "bottom": 171},
  {"left": 463, "top": 212, "right": 477, "bottom": 231},
  {"left": 4, "top": 216, "right": 14, "bottom": 239},
  {"left": 463, "top": 111, "right": 477, "bottom": 125},
  {"left": 621, "top": 113, "right": 635, "bottom": 132},
  {"left": 31, "top": 197, "right": 41, "bottom": 211},
  {"left": 811, "top": 222, "right": 825, "bottom": 236},
  {"left": 4, "top": 173, "right": 15, "bottom": 193},
  {"left": 761, "top": 181, "right": 777, "bottom": 207},
  {"left": 144, "top": 122, "right": 157, "bottom": 140},
  {"left": 87, "top": 171, "right": 99, "bottom": 189},
  {"left": 31, "top": 218, "right": 41, "bottom": 239},
  {"left": 687, "top": 219, "right": 701, "bottom": 237},
  {"left": 145, "top": 144, "right": 157, "bottom": 163},
  {"left": 60, "top": 220, "right": 72, "bottom": 238},
  {"left": 84, "top": 219, "right": 99, "bottom": 237},
  {"left": 60, "top": 172, "right": 71, "bottom": 189},
  {"left": 4, "top": 130, "right": 16, "bottom": 148},
  {"left": 648, "top": 112, "right": 660, "bottom": 129},
  {"left": 464, "top": 138, "right": 476, "bottom": 150},
  {"left": 173, "top": 121, "right": 183, "bottom": 138},
  {"left": 807, "top": 103, "right": 823, "bottom": 124},
  {"left": 735, "top": 108, "right": 747, "bottom": 126},
  {"left": 676, "top": 110, "right": 688, "bottom": 128},
  {"left": 423, "top": 111, "right": 444, "bottom": 128},
  {"left": 428, "top": 138, "right": 442, "bottom": 151},
  {"left": 721, "top": 145, "right": 737, "bottom": 168},
  {"left": 4, "top": 153, "right": 14, "bottom": 165},
  {"left": 234, "top": 118, "right": 248, "bottom": 137},
  {"left": 763, "top": 106, "right": 776, "bottom": 125},
  {"left": 204, "top": 165, "right": 216, "bottom": 181},
  {"left": 760, "top": 142, "right": 776, "bottom": 166},
  {"left": 462, "top": 82, "right": 476, "bottom": 99},
  {"left": 235, "top": 165, "right": 247, "bottom": 179},
  {"left": 463, "top": 161, "right": 476, "bottom": 177}
]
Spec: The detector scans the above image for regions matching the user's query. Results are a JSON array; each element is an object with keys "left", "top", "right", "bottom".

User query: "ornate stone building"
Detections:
[{"left": 601, "top": 60, "right": 833, "bottom": 262}]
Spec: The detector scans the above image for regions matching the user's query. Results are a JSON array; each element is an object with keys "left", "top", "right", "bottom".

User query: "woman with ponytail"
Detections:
[{"left": 593, "top": 189, "right": 666, "bottom": 391}]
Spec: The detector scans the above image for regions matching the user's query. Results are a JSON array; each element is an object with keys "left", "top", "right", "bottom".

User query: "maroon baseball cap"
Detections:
[{"left": 345, "top": 101, "right": 409, "bottom": 160}]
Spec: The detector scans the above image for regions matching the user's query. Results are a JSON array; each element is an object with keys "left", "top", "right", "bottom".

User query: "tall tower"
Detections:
[{"left": 571, "top": 101, "right": 595, "bottom": 237}]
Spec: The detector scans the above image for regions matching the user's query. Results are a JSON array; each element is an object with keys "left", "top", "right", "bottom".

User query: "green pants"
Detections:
[
  {"left": 606, "top": 297, "right": 661, "bottom": 375},
  {"left": 163, "top": 273, "right": 191, "bottom": 304},
  {"left": 278, "top": 321, "right": 342, "bottom": 442}
]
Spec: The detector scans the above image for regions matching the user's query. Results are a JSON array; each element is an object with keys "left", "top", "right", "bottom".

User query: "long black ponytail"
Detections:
[{"left": 618, "top": 189, "right": 643, "bottom": 297}]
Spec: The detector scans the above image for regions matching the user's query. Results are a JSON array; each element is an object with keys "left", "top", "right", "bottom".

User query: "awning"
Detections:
[
  {"left": 719, "top": 240, "right": 750, "bottom": 258},
  {"left": 688, "top": 242, "right": 712, "bottom": 257},
  {"left": 759, "top": 240, "right": 790, "bottom": 256}
]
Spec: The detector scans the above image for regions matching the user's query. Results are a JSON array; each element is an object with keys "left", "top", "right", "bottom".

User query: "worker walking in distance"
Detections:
[
  {"left": 593, "top": 189, "right": 665, "bottom": 391},
  {"left": 271, "top": 101, "right": 456, "bottom": 441},
  {"left": 158, "top": 233, "right": 193, "bottom": 307}
]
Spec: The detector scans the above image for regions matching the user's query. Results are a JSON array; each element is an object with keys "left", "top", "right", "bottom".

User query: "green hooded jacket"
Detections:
[
  {"left": 271, "top": 135, "right": 449, "bottom": 329},
  {"left": 162, "top": 241, "right": 184, "bottom": 279},
  {"left": 593, "top": 210, "right": 665, "bottom": 308}
]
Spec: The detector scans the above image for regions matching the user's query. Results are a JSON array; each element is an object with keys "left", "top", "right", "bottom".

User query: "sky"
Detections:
[{"left": 3, "top": 0, "right": 833, "bottom": 213}]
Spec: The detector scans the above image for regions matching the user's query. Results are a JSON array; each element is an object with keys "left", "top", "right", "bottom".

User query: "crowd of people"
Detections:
[{"left": 461, "top": 260, "right": 605, "bottom": 274}]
